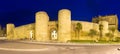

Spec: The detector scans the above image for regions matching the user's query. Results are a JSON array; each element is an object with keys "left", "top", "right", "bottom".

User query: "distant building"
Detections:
[{"left": 92, "top": 15, "right": 118, "bottom": 29}]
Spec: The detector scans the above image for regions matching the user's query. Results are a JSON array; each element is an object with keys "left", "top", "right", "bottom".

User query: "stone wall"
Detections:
[
  {"left": 35, "top": 11, "right": 49, "bottom": 41},
  {"left": 48, "top": 21, "right": 58, "bottom": 30},
  {"left": 6, "top": 9, "right": 118, "bottom": 42},
  {"left": 58, "top": 9, "right": 71, "bottom": 42},
  {"left": 71, "top": 21, "right": 100, "bottom": 40},
  {"left": 99, "top": 21, "right": 109, "bottom": 36},
  {"left": 6, "top": 20, "right": 111, "bottom": 41},
  {"left": 11, "top": 21, "right": 100, "bottom": 41},
  {"left": 71, "top": 21, "right": 99, "bottom": 32},
  {"left": 92, "top": 15, "right": 118, "bottom": 29},
  {"left": 6, "top": 23, "right": 15, "bottom": 40},
  {"left": 14, "top": 23, "right": 35, "bottom": 39},
  {"left": 48, "top": 21, "right": 100, "bottom": 41}
]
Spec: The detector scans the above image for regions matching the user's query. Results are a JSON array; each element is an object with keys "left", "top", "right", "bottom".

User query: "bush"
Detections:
[
  {"left": 69, "top": 40, "right": 94, "bottom": 43},
  {"left": 115, "top": 37, "right": 120, "bottom": 42},
  {"left": 98, "top": 40, "right": 108, "bottom": 43}
]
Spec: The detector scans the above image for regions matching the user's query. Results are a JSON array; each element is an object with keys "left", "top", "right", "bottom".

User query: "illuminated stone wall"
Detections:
[
  {"left": 48, "top": 21, "right": 58, "bottom": 40},
  {"left": 58, "top": 9, "right": 71, "bottom": 42},
  {"left": 71, "top": 21, "right": 99, "bottom": 40},
  {"left": 92, "top": 15, "right": 118, "bottom": 29},
  {"left": 6, "top": 21, "right": 112, "bottom": 41},
  {"left": 6, "top": 23, "right": 15, "bottom": 40},
  {"left": 71, "top": 21, "right": 99, "bottom": 32},
  {"left": 48, "top": 21, "right": 58, "bottom": 31},
  {"left": 99, "top": 21, "right": 109, "bottom": 36},
  {"left": 14, "top": 23, "right": 35, "bottom": 39},
  {"left": 6, "top": 9, "right": 119, "bottom": 42},
  {"left": 35, "top": 11, "right": 49, "bottom": 41}
]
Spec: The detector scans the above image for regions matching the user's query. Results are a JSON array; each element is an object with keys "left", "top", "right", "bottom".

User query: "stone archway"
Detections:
[{"left": 50, "top": 29, "right": 57, "bottom": 41}]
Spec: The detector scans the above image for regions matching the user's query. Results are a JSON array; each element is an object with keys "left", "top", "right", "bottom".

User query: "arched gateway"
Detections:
[{"left": 50, "top": 29, "right": 57, "bottom": 40}]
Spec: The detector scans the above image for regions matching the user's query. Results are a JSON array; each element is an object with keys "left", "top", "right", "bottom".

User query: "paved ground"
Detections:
[{"left": 0, "top": 40, "right": 120, "bottom": 54}]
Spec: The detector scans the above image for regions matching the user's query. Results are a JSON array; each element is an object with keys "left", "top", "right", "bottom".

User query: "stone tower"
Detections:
[
  {"left": 99, "top": 21, "right": 109, "bottom": 36},
  {"left": 35, "top": 11, "right": 49, "bottom": 41},
  {"left": 6, "top": 23, "right": 15, "bottom": 40},
  {"left": 92, "top": 15, "right": 118, "bottom": 29},
  {"left": 58, "top": 9, "right": 71, "bottom": 42}
]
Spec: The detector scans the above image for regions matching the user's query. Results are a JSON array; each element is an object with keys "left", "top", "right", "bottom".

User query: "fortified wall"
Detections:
[
  {"left": 92, "top": 15, "right": 118, "bottom": 29},
  {"left": 6, "top": 9, "right": 118, "bottom": 42},
  {"left": 7, "top": 21, "right": 101, "bottom": 40},
  {"left": 14, "top": 23, "right": 35, "bottom": 39},
  {"left": 71, "top": 21, "right": 99, "bottom": 32}
]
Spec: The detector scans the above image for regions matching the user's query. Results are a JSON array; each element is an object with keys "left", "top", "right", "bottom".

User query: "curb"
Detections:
[
  {"left": 19, "top": 41, "right": 120, "bottom": 46},
  {"left": 0, "top": 47, "right": 49, "bottom": 51}
]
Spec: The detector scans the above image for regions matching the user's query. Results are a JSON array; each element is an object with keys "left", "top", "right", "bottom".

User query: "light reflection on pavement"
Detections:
[{"left": 0, "top": 40, "right": 120, "bottom": 54}]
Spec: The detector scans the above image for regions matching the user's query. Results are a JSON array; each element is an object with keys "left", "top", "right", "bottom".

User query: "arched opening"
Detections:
[{"left": 50, "top": 29, "right": 57, "bottom": 41}]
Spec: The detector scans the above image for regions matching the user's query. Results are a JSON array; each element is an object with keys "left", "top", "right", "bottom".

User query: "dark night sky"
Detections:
[{"left": 0, "top": 0, "right": 120, "bottom": 30}]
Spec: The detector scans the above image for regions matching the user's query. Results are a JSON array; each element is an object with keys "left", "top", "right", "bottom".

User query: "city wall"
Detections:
[
  {"left": 7, "top": 21, "right": 100, "bottom": 40},
  {"left": 14, "top": 23, "right": 35, "bottom": 40},
  {"left": 71, "top": 21, "right": 99, "bottom": 32}
]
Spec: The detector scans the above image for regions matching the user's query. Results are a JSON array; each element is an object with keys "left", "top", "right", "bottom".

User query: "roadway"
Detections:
[{"left": 0, "top": 40, "right": 120, "bottom": 54}]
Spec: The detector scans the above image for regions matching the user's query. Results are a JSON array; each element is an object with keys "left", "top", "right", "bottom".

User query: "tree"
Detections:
[
  {"left": 105, "top": 33, "right": 113, "bottom": 41},
  {"left": 88, "top": 29, "right": 97, "bottom": 40},
  {"left": 109, "top": 27, "right": 116, "bottom": 36},
  {"left": 99, "top": 24, "right": 103, "bottom": 40},
  {"left": 76, "top": 23, "right": 82, "bottom": 40}
]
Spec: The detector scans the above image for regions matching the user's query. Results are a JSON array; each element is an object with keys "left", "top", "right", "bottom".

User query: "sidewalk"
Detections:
[
  {"left": 0, "top": 40, "right": 53, "bottom": 51},
  {"left": 18, "top": 40, "right": 120, "bottom": 46},
  {"left": 0, "top": 48, "right": 49, "bottom": 51}
]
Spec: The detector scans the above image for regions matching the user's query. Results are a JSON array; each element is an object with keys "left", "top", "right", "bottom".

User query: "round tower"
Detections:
[
  {"left": 99, "top": 21, "right": 109, "bottom": 35},
  {"left": 6, "top": 23, "right": 15, "bottom": 40},
  {"left": 58, "top": 9, "right": 71, "bottom": 42},
  {"left": 35, "top": 11, "right": 49, "bottom": 41}
]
